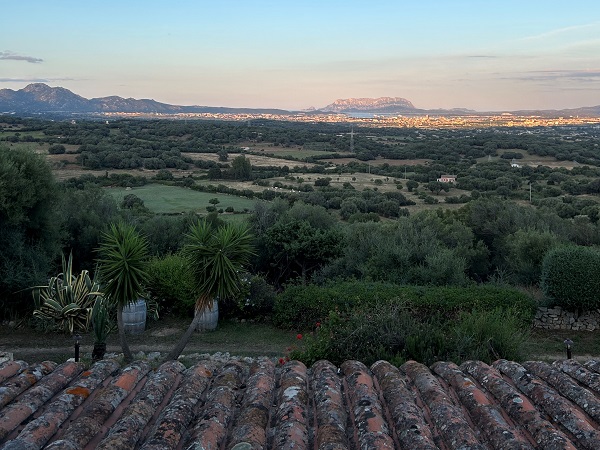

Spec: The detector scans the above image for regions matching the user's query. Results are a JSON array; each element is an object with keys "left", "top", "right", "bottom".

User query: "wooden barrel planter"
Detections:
[
  {"left": 195, "top": 299, "right": 219, "bottom": 331},
  {"left": 123, "top": 299, "right": 146, "bottom": 334}
]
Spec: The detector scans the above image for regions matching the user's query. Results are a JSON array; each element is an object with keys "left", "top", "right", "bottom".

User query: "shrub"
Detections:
[
  {"left": 48, "top": 144, "right": 66, "bottom": 154},
  {"left": 221, "top": 274, "right": 276, "bottom": 320},
  {"left": 274, "top": 281, "right": 535, "bottom": 330},
  {"left": 145, "top": 253, "right": 198, "bottom": 316},
  {"left": 540, "top": 245, "right": 600, "bottom": 310},
  {"left": 503, "top": 229, "right": 563, "bottom": 286},
  {"left": 292, "top": 301, "right": 529, "bottom": 366}
]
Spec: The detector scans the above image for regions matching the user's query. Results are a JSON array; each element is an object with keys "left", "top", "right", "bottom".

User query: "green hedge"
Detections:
[
  {"left": 541, "top": 245, "right": 600, "bottom": 310},
  {"left": 274, "top": 281, "right": 536, "bottom": 330},
  {"left": 291, "top": 302, "right": 529, "bottom": 367},
  {"left": 145, "top": 253, "right": 198, "bottom": 317}
]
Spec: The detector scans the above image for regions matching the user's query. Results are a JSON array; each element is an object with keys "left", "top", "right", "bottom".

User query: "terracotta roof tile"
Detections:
[
  {"left": 2, "top": 356, "right": 600, "bottom": 449},
  {"left": 371, "top": 360, "right": 437, "bottom": 450},
  {"left": 141, "top": 361, "right": 214, "bottom": 450},
  {"left": 270, "top": 360, "right": 309, "bottom": 450},
  {"left": 311, "top": 360, "right": 349, "bottom": 450},
  {"left": 3, "top": 359, "right": 119, "bottom": 450},
  {"left": 403, "top": 360, "right": 487, "bottom": 450},
  {"left": 462, "top": 360, "right": 576, "bottom": 450},
  {"left": 0, "top": 361, "right": 83, "bottom": 443},
  {"left": 227, "top": 359, "right": 275, "bottom": 449},
  {"left": 341, "top": 360, "right": 395, "bottom": 449},
  {"left": 0, "top": 361, "right": 29, "bottom": 384},
  {"left": 96, "top": 360, "right": 185, "bottom": 449},
  {"left": 432, "top": 361, "right": 534, "bottom": 449},
  {"left": 44, "top": 360, "right": 150, "bottom": 449},
  {"left": 495, "top": 359, "right": 600, "bottom": 450},
  {"left": 0, "top": 361, "right": 56, "bottom": 410}
]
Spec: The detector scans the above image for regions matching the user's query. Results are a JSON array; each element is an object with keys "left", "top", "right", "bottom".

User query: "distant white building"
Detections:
[
  {"left": 511, "top": 158, "right": 521, "bottom": 168},
  {"left": 437, "top": 175, "right": 456, "bottom": 183}
]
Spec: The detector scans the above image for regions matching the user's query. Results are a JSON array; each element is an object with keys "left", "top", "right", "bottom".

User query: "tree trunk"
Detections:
[
  {"left": 117, "top": 305, "right": 133, "bottom": 362},
  {"left": 164, "top": 312, "right": 203, "bottom": 361}
]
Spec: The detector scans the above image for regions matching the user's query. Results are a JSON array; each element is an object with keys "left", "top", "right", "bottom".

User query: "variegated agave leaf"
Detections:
[{"left": 32, "top": 253, "right": 104, "bottom": 334}]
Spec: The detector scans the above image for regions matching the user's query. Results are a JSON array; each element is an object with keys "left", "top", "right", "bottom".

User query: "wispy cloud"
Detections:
[
  {"left": 466, "top": 55, "right": 498, "bottom": 59},
  {"left": 0, "top": 77, "right": 75, "bottom": 83},
  {"left": 520, "top": 22, "right": 600, "bottom": 42},
  {"left": 511, "top": 69, "right": 600, "bottom": 82},
  {"left": 0, "top": 51, "right": 43, "bottom": 64}
]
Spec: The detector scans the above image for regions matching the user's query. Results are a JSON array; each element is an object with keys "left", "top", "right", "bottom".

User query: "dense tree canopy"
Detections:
[{"left": 0, "top": 147, "right": 62, "bottom": 314}]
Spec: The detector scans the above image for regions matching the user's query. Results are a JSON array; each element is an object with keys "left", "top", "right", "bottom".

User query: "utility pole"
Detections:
[{"left": 529, "top": 182, "right": 532, "bottom": 203}]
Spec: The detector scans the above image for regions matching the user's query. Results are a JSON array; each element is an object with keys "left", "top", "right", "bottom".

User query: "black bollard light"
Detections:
[
  {"left": 564, "top": 338, "right": 573, "bottom": 360},
  {"left": 73, "top": 334, "right": 81, "bottom": 362}
]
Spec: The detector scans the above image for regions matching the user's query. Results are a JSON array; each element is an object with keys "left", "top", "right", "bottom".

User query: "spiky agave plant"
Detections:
[{"left": 32, "top": 253, "right": 103, "bottom": 334}]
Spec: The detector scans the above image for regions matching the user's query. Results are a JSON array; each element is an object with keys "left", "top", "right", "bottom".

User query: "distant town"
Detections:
[{"left": 98, "top": 110, "right": 600, "bottom": 129}]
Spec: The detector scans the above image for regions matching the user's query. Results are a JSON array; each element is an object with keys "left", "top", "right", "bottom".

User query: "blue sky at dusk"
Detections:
[{"left": 1, "top": 0, "right": 599, "bottom": 111}]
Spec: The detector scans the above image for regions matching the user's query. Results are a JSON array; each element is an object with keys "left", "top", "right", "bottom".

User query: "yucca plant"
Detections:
[
  {"left": 32, "top": 253, "right": 103, "bottom": 334},
  {"left": 97, "top": 222, "right": 149, "bottom": 363},
  {"left": 165, "top": 220, "right": 255, "bottom": 361}
]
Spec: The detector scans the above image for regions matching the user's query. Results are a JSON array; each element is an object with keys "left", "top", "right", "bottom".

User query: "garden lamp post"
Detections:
[
  {"left": 564, "top": 338, "right": 573, "bottom": 359},
  {"left": 73, "top": 334, "right": 81, "bottom": 362}
]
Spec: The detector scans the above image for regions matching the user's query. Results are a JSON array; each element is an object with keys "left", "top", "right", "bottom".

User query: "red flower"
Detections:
[
  {"left": 278, "top": 357, "right": 285, "bottom": 365},
  {"left": 315, "top": 322, "right": 321, "bottom": 328},
  {"left": 296, "top": 333, "right": 303, "bottom": 340}
]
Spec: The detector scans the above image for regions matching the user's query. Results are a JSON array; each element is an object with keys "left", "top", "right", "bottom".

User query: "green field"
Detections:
[
  {"left": 106, "top": 184, "right": 259, "bottom": 214},
  {"left": 0, "top": 130, "right": 47, "bottom": 138}
]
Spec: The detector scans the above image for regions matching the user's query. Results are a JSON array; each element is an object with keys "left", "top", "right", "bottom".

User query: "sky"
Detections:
[{"left": 2, "top": 0, "right": 600, "bottom": 111}]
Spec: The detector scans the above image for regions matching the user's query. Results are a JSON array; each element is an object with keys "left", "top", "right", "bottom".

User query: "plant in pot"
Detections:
[
  {"left": 164, "top": 220, "right": 255, "bottom": 361},
  {"left": 91, "top": 297, "right": 111, "bottom": 361}
]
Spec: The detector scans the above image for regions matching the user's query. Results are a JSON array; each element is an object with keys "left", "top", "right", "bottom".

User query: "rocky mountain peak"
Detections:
[{"left": 322, "top": 97, "right": 415, "bottom": 113}]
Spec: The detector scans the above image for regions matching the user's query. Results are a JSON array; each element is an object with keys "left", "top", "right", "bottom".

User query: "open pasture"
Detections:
[
  {"left": 239, "top": 141, "right": 340, "bottom": 159},
  {"left": 0, "top": 130, "right": 47, "bottom": 139},
  {"left": 479, "top": 149, "right": 583, "bottom": 169},
  {"left": 182, "top": 152, "right": 315, "bottom": 168},
  {"left": 51, "top": 167, "right": 196, "bottom": 181},
  {"left": 322, "top": 157, "right": 432, "bottom": 166},
  {"left": 256, "top": 148, "right": 341, "bottom": 159},
  {"left": 106, "top": 183, "right": 258, "bottom": 214}
]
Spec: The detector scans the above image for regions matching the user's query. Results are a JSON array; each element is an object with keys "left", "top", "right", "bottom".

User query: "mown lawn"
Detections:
[
  {"left": 523, "top": 328, "right": 600, "bottom": 361},
  {"left": 0, "top": 318, "right": 300, "bottom": 364},
  {"left": 106, "top": 184, "right": 258, "bottom": 214}
]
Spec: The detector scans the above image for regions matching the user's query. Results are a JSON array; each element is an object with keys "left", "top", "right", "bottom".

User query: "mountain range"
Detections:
[
  {"left": 0, "top": 84, "right": 289, "bottom": 115},
  {"left": 1, "top": 83, "right": 600, "bottom": 117}
]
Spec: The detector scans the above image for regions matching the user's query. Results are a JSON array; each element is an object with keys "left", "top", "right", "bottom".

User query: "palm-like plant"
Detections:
[
  {"left": 97, "top": 222, "right": 149, "bottom": 362},
  {"left": 32, "top": 253, "right": 103, "bottom": 334},
  {"left": 91, "top": 297, "right": 112, "bottom": 361},
  {"left": 165, "top": 220, "right": 255, "bottom": 361}
]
